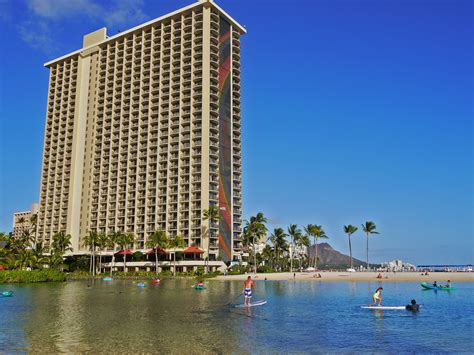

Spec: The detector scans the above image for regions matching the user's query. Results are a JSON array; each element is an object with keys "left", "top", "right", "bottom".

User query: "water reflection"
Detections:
[
  {"left": 1, "top": 280, "right": 471, "bottom": 353},
  {"left": 23, "top": 280, "right": 243, "bottom": 353}
]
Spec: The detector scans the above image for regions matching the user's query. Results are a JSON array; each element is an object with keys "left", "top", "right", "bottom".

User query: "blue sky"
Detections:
[{"left": 0, "top": 0, "right": 472, "bottom": 264}]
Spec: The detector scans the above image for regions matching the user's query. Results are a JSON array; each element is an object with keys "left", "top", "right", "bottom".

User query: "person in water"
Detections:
[
  {"left": 445, "top": 280, "right": 451, "bottom": 288},
  {"left": 243, "top": 275, "right": 254, "bottom": 305},
  {"left": 370, "top": 287, "right": 383, "bottom": 306},
  {"left": 432, "top": 281, "right": 438, "bottom": 287},
  {"left": 405, "top": 299, "right": 420, "bottom": 312}
]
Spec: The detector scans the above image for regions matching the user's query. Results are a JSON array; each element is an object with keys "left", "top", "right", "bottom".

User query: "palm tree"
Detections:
[
  {"left": 108, "top": 232, "right": 122, "bottom": 276},
  {"left": 297, "top": 234, "right": 310, "bottom": 269},
  {"left": 261, "top": 245, "right": 274, "bottom": 268},
  {"left": 146, "top": 229, "right": 169, "bottom": 275},
  {"left": 32, "top": 241, "right": 47, "bottom": 268},
  {"left": 82, "top": 230, "right": 99, "bottom": 276},
  {"left": 15, "top": 250, "right": 38, "bottom": 270},
  {"left": 97, "top": 232, "right": 108, "bottom": 274},
  {"left": 312, "top": 225, "right": 328, "bottom": 269},
  {"left": 343, "top": 225, "right": 358, "bottom": 270},
  {"left": 304, "top": 224, "right": 316, "bottom": 267},
  {"left": 269, "top": 228, "right": 288, "bottom": 271},
  {"left": 362, "top": 221, "right": 379, "bottom": 271},
  {"left": 30, "top": 213, "right": 38, "bottom": 247},
  {"left": 244, "top": 213, "right": 268, "bottom": 274},
  {"left": 51, "top": 232, "right": 73, "bottom": 271},
  {"left": 116, "top": 232, "right": 135, "bottom": 273},
  {"left": 202, "top": 205, "right": 220, "bottom": 274},
  {"left": 169, "top": 235, "right": 186, "bottom": 277},
  {"left": 287, "top": 224, "right": 302, "bottom": 272}
]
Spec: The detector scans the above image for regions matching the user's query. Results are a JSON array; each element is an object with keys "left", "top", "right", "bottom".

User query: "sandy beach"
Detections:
[{"left": 215, "top": 271, "right": 474, "bottom": 282}]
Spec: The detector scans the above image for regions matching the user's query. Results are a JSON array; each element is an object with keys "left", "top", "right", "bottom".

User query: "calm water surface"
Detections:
[{"left": 0, "top": 279, "right": 473, "bottom": 353}]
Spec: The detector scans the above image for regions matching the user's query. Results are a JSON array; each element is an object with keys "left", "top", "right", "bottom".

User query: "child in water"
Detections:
[
  {"left": 405, "top": 299, "right": 420, "bottom": 312},
  {"left": 370, "top": 287, "right": 383, "bottom": 306}
]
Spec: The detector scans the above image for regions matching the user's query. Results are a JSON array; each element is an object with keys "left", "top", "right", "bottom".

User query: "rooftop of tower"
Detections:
[{"left": 44, "top": 0, "right": 246, "bottom": 68}]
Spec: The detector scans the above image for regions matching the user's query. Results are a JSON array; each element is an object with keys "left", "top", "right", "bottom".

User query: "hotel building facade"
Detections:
[
  {"left": 36, "top": 0, "right": 245, "bottom": 266},
  {"left": 12, "top": 203, "right": 39, "bottom": 239}
]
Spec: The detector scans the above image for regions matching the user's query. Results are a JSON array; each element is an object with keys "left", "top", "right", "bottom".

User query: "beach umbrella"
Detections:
[
  {"left": 115, "top": 249, "right": 133, "bottom": 255},
  {"left": 183, "top": 246, "right": 204, "bottom": 254}
]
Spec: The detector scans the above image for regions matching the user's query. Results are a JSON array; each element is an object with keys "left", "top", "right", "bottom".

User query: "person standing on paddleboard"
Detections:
[
  {"left": 370, "top": 287, "right": 383, "bottom": 306},
  {"left": 243, "top": 276, "right": 254, "bottom": 305}
]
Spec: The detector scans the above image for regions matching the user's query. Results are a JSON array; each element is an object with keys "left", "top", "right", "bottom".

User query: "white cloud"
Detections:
[
  {"left": 18, "top": 20, "right": 59, "bottom": 55},
  {"left": 102, "top": 0, "right": 148, "bottom": 27},
  {"left": 18, "top": 0, "right": 149, "bottom": 54},
  {"left": 25, "top": 0, "right": 147, "bottom": 25},
  {"left": 26, "top": 0, "right": 100, "bottom": 19}
]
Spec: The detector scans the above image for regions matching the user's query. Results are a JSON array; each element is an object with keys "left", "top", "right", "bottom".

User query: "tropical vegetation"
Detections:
[{"left": 1, "top": 208, "right": 383, "bottom": 280}]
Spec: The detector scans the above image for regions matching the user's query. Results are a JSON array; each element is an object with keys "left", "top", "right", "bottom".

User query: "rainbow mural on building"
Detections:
[{"left": 218, "top": 18, "right": 232, "bottom": 261}]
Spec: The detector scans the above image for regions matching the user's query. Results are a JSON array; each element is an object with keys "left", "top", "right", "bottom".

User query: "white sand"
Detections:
[{"left": 215, "top": 271, "right": 474, "bottom": 282}]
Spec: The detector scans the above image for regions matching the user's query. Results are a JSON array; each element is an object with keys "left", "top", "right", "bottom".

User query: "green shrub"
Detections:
[
  {"left": 0, "top": 269, "right": 66, "bottom": 283},
  {"left": 64, "top": 255, "right": 90, "bottom": 272},
  {"left": 229, "top": 265, "right": 248, "bottom": 275},
  {"left": 132, "top": 251, "right": 144, "bottom": 261},
  {"left": 257, "top": 265, "right": 275, "bottom": 273}
]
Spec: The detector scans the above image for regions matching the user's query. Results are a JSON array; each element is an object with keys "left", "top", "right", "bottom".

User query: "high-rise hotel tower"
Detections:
[{"left": 37, "top": 0, "right": 245, "bottom": 263}]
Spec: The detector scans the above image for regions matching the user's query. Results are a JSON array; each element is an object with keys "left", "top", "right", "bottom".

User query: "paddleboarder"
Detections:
[
  {"left": 242, "top": 275, "right": 254, "bottom": 305},
  {"left": 370, "top": 287, "right": 383, "bottom": 306}
]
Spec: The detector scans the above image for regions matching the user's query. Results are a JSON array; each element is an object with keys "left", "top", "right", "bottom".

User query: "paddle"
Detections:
[{"left": 227, "top": 292, "right": 243, "bottom": 306}]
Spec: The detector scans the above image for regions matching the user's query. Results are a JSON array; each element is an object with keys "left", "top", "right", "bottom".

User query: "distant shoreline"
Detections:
[{"left": 215, "top": 271, "right": 474, "bottom": 282}]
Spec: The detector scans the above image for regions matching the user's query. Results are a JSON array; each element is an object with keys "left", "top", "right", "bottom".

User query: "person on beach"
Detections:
[
  {"left": 405, "top": 299, "right": 420, "bottom": 312},
  {"left": 243, "top": 276, "right": 254, "bottom": 305},
  {"left": 376, "top": 273, "right": 382, "bottom": 279},
  {"left": 370, "top": 287, "right": 383, "bottom": 306}
]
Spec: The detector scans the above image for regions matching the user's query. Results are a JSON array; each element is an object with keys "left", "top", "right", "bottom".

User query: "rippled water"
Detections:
[{"left": 0, "top": 279, "right": 472, "bottom": 353}]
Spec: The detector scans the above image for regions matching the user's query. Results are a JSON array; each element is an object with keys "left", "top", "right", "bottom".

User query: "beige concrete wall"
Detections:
[
  {"left": 83, "top": 28, "right": 107, "bottom": 48},
  {"left": 66, "top": 54, "right": 91, "bottom": 251}
]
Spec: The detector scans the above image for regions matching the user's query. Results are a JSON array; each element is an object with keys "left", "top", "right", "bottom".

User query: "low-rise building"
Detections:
[
  {"left": 381, "top": 259, "right": 416, "bottom": 271},
  {"left": 12, "top": 203, "right": 39, "bottom": 238}
]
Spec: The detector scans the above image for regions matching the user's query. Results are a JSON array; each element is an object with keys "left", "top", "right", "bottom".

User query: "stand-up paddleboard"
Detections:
[
  {"left": 361, "top": 306, "right": 406, "bottom": 310},
  {"left": 235, "top": 300, "right": 267, "bottom": 308}
]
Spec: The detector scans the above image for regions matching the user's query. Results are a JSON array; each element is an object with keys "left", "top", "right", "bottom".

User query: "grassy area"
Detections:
[{"left": 0, "top": 269, "right": 66, "bottom": 283}]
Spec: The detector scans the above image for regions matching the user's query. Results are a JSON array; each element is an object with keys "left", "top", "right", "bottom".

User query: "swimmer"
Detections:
[{"left": 405, "top": 299, "right": 420, "bottom": 312}]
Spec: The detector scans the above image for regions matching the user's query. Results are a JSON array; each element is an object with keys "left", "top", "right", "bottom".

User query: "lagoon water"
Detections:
[{"left": 1, "top": 279, "right": 473, "bottom": 353}]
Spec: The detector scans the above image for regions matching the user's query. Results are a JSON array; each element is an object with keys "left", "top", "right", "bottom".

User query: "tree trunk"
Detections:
[
  {"left": 99, "top": 252, "right": 102, "bottom": 274},
  {"left": 205, "top": 223, "right": 210, "bottom": 274},
  {"left": 173, "top": 251, "right": 176, "bottom": 277},
  {"left": 124, "top": 253, "right": 127, "bottom": 273},
  {"left": 349, "top": 234, "right": 353, "bottom": 269},
  {"left": 89, "top": 249, "right": 93, "bottom": 274},
  {"left": 366, "top": 233, "right": 369, "bottom": 271},
  {"left": 155, "top": 249, "right": 158, "bottom": 275},
  {"left": 290, "top": 240, "right": 293, "bottom": 273},
  {"left": 110, "top": 245, "right": 116, "bottom": 276},
  {"left": 93, "top": 246, "right": 96, "bottom": 276},
  {"left": 315, "top": 242, "right": 318, "bottom": 270},
  {"left": 254, "top": 244, "right": 257, "bottom": 274}
]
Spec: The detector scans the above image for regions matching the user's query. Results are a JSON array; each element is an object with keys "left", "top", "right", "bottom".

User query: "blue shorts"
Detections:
[{"left": 244, "top": 288, "right": 252, "bottom": 298}]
